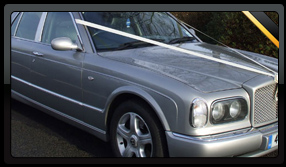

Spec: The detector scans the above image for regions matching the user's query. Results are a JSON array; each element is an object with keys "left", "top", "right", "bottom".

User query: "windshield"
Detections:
[{"left": 82, "top": 12, "right": 196, "bottom": 51}]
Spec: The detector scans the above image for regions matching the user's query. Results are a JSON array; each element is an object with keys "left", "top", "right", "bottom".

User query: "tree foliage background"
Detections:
[{"left": 171, "top": 12, "right": 278, "bottom": 58}]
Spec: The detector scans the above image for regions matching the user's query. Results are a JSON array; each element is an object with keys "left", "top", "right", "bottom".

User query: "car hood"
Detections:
[{"left": 100, "top": 42, "right": 273, "bottom": 93}]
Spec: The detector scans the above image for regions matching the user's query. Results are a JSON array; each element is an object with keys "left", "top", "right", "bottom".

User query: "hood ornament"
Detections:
[
  {"left": 274, "top": 85, "right": 278, "bottom": 102},
  {"left": 274, "top": 73, "right": 278, "bottom": 102},
  {"left": 274, "top": 73, "right": 278, "bottom": 84}
]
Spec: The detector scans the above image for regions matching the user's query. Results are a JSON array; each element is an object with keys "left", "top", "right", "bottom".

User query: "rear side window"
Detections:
[
  {"left": 11, "top": 13, "right": 21, "bottom": 36},
  {"left": 15, "top": 12, "right": 43, "bottom": 40}
]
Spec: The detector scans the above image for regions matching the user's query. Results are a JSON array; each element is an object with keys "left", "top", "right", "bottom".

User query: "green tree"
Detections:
[{"left": 171, "top": 12, "right": 278, "bottom": 58}]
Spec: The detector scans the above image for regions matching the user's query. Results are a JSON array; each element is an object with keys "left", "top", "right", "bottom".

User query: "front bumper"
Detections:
[{"left": 166, "top": 123, "right": 278, "bottom": 157}]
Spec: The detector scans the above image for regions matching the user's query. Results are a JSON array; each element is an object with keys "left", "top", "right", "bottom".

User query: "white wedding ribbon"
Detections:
[
  {"left": 179, "top": 20, "right": 278, "bottom": 79},
  {"left": 75, "top": 19, "right": 277, "bottom": 81}
]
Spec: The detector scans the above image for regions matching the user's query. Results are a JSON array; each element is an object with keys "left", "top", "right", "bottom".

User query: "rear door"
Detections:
[
  {"left": 11, "top": 12, "right": 43, "bottom": 99},
  {"left": 30, "top": 12, "right": 85, "bottom": 120}
]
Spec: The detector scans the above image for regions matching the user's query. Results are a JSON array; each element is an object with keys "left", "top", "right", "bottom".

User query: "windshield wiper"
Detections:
[
  {"left": 168, "top": 36, "right": 196, "bottom": 44},
  {"left": 116, "top": 39, "right": 165, "bottom": 50}
]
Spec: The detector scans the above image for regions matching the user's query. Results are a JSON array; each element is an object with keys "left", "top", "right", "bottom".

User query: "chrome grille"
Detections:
[{"left": 254, "top": 83, "right": 278, "bottom": 126}]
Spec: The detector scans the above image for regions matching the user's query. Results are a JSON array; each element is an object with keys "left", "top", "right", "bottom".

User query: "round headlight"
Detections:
[
  {"left": 191, "top": 98, "right": 208, "bottom": 128},
  {"left": 230, "top": 100, "right": 241, "bottom": 118},
  {"left": 212, "top": 103, "right": 225, "bottom": 121},
  {"left": 211, "top": 98, "right": 247, "bottom": 124}
]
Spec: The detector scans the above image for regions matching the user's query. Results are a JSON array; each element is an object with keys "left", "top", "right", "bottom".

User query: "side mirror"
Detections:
[{"left": 51, "top": 37, "right": 82, "bottom": 51}]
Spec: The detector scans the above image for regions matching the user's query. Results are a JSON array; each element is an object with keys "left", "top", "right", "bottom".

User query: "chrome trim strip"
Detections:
[
  {"left": 78, "top": 12, "right": 97, "bottom": 53},
  {"left": 173, "top": 121, "right": 278, "bottom": 142},
  {"left": 172, "top": 129, "right": 257, "bottom": 142},
  {"left": 11, "top": 75, "right": 104, "bottom": 113},
  {"left": 11, "top": 12, "right": 20, "bottom": 23},
  {"left": 35, "top": 12, "right": 47, "bottom": 42},
  {"left": 13, "top": 12, "right": 23, "bottom": 36},
  {"left": 12, "top": 89, "right": 106, "bottom": 135},
  {"left": 69, "top": 12, "right": 85, "bottom": 51}
]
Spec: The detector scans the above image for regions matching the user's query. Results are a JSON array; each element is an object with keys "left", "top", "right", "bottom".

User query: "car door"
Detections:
[
  {"left": 11, "top": 12, "right": 43, "bottom": 99},
  {"left": 30, "top": 12, "right": 85, "bottom": 120}
]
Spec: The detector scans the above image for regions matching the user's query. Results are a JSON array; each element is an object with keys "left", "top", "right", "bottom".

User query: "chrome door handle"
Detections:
[
  {"left": 32, "top": 51, "right": 44, "bottom": 57},
  {"left": 88, "top": 76, "right": 94, "bottom": 81}
]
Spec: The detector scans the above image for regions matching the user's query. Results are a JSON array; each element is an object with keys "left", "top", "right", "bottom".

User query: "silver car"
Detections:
[{"left": 11, "top": 12, "right": 278, "bottom": 157}]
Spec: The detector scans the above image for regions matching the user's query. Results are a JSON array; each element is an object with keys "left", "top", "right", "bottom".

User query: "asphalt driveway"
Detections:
[{"left": 11, "top": 99, "right": 113, "bottom": 157}]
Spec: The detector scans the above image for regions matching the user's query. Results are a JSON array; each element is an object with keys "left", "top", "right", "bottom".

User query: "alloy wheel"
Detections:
[{"left": 116, "top": 112, "right": 153, "bottom": 157}]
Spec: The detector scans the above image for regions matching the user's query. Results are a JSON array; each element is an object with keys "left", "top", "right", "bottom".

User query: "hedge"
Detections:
[{"left": 171, "top": 12, "right": 278, "bottom": 58}]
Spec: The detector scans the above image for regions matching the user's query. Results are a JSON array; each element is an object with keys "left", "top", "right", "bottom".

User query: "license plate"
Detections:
[{"left": 267, "top": 133, "right": 278, "bottom": 149}]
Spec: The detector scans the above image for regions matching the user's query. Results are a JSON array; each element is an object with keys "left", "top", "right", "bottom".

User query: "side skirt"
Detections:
[{"left": 11, "top": 90, "right": 108, "bottom": 142}]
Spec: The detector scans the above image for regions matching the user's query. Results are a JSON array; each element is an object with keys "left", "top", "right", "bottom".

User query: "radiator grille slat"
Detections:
[{"left": 254, "top": 84, "right": 278, "bottom": 126}]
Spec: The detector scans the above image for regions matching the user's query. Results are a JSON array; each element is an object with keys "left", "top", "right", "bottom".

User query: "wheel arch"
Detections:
[{"left": 104, "top": 86, "right": 171, "bottom": 140}]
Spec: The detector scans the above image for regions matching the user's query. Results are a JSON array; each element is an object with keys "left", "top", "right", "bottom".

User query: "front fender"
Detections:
[{"left": 104, "top": 85, "right": 178, "bottom": 131}]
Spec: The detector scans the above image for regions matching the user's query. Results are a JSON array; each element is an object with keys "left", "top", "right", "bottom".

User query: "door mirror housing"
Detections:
[{"left": 51, "top": 37, "right": 82, "bottom": 51}]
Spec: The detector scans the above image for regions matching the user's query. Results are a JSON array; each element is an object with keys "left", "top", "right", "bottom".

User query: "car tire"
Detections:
[{"left": 110, "top": 100, "right": 168, "bottom": 157}]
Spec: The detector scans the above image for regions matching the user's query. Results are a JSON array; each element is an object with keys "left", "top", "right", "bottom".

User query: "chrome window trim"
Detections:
[
  {"left": 13, "top": 12, "right": 23, "bottom": 37},
  {"left": 12, "top": 35, "right": 40, "bottom": 43},
  {"left": 32, "top": 12, "right": 85, "bottom": 52},
  {"left": 11, "top": 12, "right": 20, "bottom": 23},
  {"left": 14, "top": 12, "right": 44, "bottom": 41},
  {"left": 69, "top": 12, "right": 85, "bottom": 52},
  {"left": 78, "top": 12, "right": 97, "bottom": 53},
  {"left": 35, "top": 12, "right": 47, "bottom": 42}
]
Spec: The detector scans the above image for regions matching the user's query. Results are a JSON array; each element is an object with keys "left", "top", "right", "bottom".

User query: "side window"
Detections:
[
  {"left": 41, "top": 12, "right": 78, "bottom": 44},
  {"left": 11, "top": 13, "right": 21, "bottom": 36},
  {"left": 15, "top": 12, "right": 43, "bottom": 40}
]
